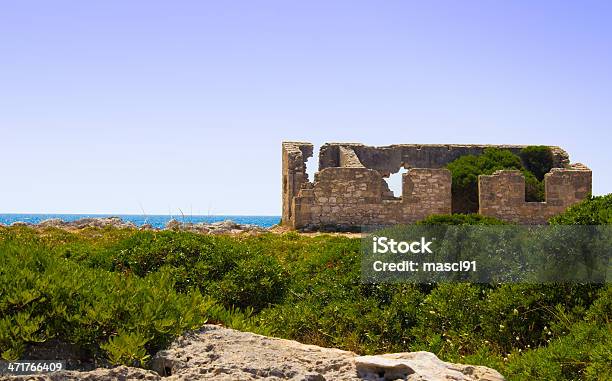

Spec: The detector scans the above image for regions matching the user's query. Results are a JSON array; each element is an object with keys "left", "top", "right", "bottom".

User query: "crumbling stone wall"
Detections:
[
  {"left": 479, "top": 164, "right": 592, "bottom": 224},
  {"left": 319, "top": 143, "right": 569, "bottom": 176},
  {"left": 282, "top": 142, "right": 313, "bottom": 225},
  {"left": 282, "top": 142, "right": 590, "bottom": 230},
  {"left": 291, "top": 167, "right": 451, "bottom": 230}
]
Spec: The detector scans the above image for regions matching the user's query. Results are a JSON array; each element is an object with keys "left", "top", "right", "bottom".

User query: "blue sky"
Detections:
[{"left": 1, "top": 1, "right": 611, "bottom": 215}]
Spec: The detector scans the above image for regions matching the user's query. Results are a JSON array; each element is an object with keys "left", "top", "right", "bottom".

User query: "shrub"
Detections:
[
  {"left": 410, "top": 283, "right": 484, "bottom": 356},
  {"left": 523, "top": 171, "right": 545, "bottom": 202},
  {"left": 446, "top": 148, "right": 545, "bottom": 213},
  {"left": 2, "top": 219, "right": 611, "bottom": 380},
  {"left": 505, "top": 321, "right": 611, "bottom": 380},
  {"left": 0, "top": 229, "right": 268, "bottom": 365},
  {"left": 417, "top": 213, "right": 507, "bottom": 225},
  {"left": 109, "top": 231, "right": 243, "bottom": 279},
  {"left": 100, "top": 331, "right": 150, "bottom": 367},
  {"left": 549, "top": 194, "right": 612, "bottom": 225},
  {"left": 520, "top": 146, "right": 554, "bottom": 181},
  {"left": 89, "top": 231, "right": 291, "bottom": 310},
  {"left": 211, "top": 254, "right": 288, "bottom": 311}
]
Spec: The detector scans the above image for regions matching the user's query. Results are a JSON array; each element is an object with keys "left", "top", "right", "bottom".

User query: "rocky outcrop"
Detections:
[
  {"left": 2, "top": 325, "right": 505, "bottom": 381},
  {"left": 6, "top": 217, "right": 136, "bottom": 229},
  {"left": 164, "top": 219, "right": 267, "bottom": 235},
  {"left": 355, "top": 353, "right": 504, "bottom": 381},
  {"left": 149, "top": 325, "right": 357, "bottom": 380},
  {"left": 38, "top": 217, "right": 137, "bottom": 229},
  {"left": 8, "top": 222, "right": 29, "bottom": 227},
  {"left": 2, "top": 366, "right": 161, "bottom": 381},
  {"left": 4, "top": 217, "right": 267, "bottom": 235}
]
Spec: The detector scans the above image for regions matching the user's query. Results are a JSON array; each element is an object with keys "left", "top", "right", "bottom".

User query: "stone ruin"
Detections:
[{"left": 282, "top": 142, "right": 592, "bottom": 230}]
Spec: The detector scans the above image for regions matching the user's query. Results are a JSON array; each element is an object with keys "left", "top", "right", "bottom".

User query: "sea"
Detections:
[{"left": 0, "top": 214, "right": 281, "bottom": 228}]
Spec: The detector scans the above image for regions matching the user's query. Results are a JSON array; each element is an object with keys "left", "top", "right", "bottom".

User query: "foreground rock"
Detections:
[
  {"left": 2, "top": 325, "right": 505, "bottom": 381},
  {"left": 355, "top": 353, "right": 504, "bottom": 381}
]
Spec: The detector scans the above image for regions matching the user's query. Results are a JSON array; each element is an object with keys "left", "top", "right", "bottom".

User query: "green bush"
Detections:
[
  {"left": 410, "top": 283, "right": 483, "bottom": 356},
  {"left": 520, "top": 146, "right": 554, "bottom": 181},
  {"left": 549, "top": 194, "right": 612, "bottom": 225},
  {"left": 0, "top": 228, "right": 268, "bottom": 365},
  {"left": 100, "top": 331, "right": 150, "bottom": 367},
  {"left": 505, "top": 320, "right": 611, "bottom": 380},
  {"left": 446, "top": 148, "right": 545, "bottom": 213},
  {"left": 211, "top": 254, "right": 287, "bottom": 311},
  {"left": 72, "top": 231, "right": 290, "bottom": 311},
  {"left": 417, "top": 213, "right": 507, "bottom": 225},
  {"left": 1, "top": 208, "right": 611, "bottom": 380},
  {"left": 524, "top": 172, "right": 545, "bottom": 202}
]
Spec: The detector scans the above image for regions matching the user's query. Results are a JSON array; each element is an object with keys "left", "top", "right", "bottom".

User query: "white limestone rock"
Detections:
[
  {"left": 355, "top": 352, "right": 505, "bottom": 381},
  {"left": 1, "top": 326, "right": 505, "bottom": 381}
]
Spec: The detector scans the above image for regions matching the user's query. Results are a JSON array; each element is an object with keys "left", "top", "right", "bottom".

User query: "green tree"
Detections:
[
  {"left": 520, "top": 146, "right": 554, "bottom": 181},
  {"left": 446, "top": 148, "right": 544, "bottom": 213}
]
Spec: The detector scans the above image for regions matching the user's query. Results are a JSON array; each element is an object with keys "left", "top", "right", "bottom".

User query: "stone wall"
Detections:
[
  {"left": 281, "top": 142, "right": 313, "bottom": 226},
  {"left": 291, "top": 166, "right": 451, "bottom": 230},
  {"left": 282, "top": 142, "right": 590, "bottom": 230},
  {"left": 319, "top": 143, "right": 569, "bottom": 176},
  {"left": 479, "top": 164, "right": 592, "bottom": 224}
]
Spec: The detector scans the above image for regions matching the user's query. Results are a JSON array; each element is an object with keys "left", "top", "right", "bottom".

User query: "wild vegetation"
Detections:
[
  {"left": 446, "top": 146, "right": 553, "bottom": 213},
  {"left": 0, "top": 195, "right": 610, "bottom": 380}
]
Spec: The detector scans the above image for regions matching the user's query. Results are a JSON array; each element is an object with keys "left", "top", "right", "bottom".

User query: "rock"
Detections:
[
  {"left": 0, "top": 365, "right": 162, "bottom": 380},
  {"left": 1, "top": 325, "right": 505, "bottom": 380},
  {"left": 211, "top": 220, "right": 241, "bottom": 230},
  {"left": 166, "top": 219, "right": 181, "bottom": 230},
  {"left": 149, "top": 325, "right": 359, "bottom": 380},
  {"left": 355, "top": 352, "right": 505, "bottom": 381},
  {"left": 6, "top": 217, "right": 136, "bottom": 230},
  {"left": 7, "top": 217, "right": 267, "bottom": 235},
  {"left": 188, "top": 223, "right": 210, "bottom": 233},
  {"left": 68, "top": 218, "right": 97, "bottom": 228},
  {"left": 166, "top": 219, "right": 266, "bottom": 235},
  {"left": 208, "top": 228, "right": 230, "bottom": 235},
  {"left": 65, "top": 217, "right": 135, "bottom": 229},
  {"left": 9, "top": 221, "right": 29, "bottom": 227},
  {"left": 38, "top": 218, "right": 65, "bottom": 228}
]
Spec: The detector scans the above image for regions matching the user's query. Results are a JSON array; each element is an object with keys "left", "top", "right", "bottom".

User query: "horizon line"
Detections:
[{"left": 0, "top": 212, "right": 281, "bottom": 217}]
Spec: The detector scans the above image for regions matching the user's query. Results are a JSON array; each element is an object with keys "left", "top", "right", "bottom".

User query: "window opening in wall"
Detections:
[
  {"left": 305, "top": 145, "right": 319, "bottom": 182},
  {"left": 384, "top": 167, "right": 409, "bottom": 198}
]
